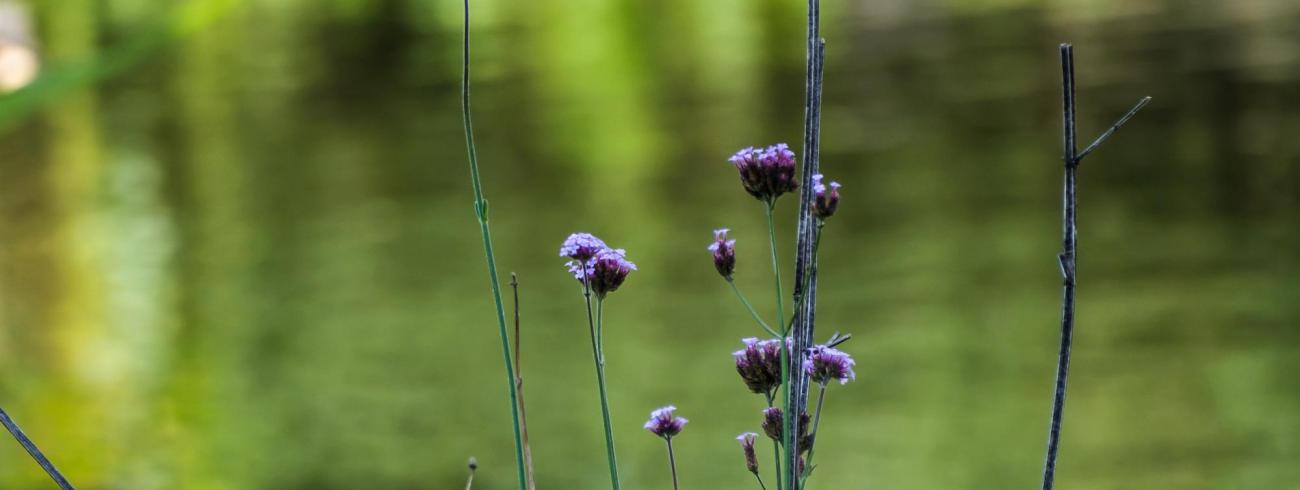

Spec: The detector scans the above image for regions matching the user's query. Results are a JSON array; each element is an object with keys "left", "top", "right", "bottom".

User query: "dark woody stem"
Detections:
[
  {"left": 728, "top": 279, "right": 779, "bottom": 337},
  {"left": 0, "top": 407, "right": 75, "bottom": 490}
]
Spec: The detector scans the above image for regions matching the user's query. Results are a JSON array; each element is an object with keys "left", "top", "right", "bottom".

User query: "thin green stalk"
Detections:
[
  {"left": 666, "top": 437, "right": 680, "bottom": 490},
  {"left": 585, "top": 293, "right": 621, "bottom": 490},
  {"left": 766, "top": 394, "right": 784, "bottom": 490},
  {"left": 799, "top": 384, "right": 828, "bottom": 486},
  {"left": 728, "top": 279, "right": 779, "bottom": 336},
  {"left": 764, "top": 201, "right": 793, "bottom": 490},
  {"left": 764, "top": 202, "right": 787, "bottom": 335},
  {"left": 460, "top": 1, "right": 525, "bottom": 488},
  {"left": 753, "top": 472, "right": 771, "bottom": 490}
]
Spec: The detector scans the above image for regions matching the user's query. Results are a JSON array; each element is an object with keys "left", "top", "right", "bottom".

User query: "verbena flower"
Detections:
[
  {"left": 733, "top": 338, "right": 786, "bottom": 395},
  {"left": 804, "top": 345, "right": 856, "bottom": 385},
  {"left": 585, "top": 248, "right": 636, "bottom": 298},
  {"left": 811, "top": 174, "right": 841, "bottom": 220},
  {"left": 760, "top": 407, "right": 811, "bottom": 448},
  {"left": 728, "top": 144, "right": 799, "bottom": 202},
  {"left": 645, "top": 405, "right": 688, "bottom": 439},
  {"left": 737, "top": 432, "right": 759, "bottom": 474},
  {"left": 708, "top": 228, "right": 736, "bottom": 279},
  {"left": 559, "top": 232, "right": 608, "bottom": 262}
]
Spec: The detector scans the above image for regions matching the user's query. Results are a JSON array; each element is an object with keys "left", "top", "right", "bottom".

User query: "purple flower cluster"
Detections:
[
  {"left": 804, "top": 345, "right": 856, "bottom": 385},
  {"left": 811, "top": 174, "right": 841, "bottom": 220},
  {"left": 736, "top": 432, "right": 759, "bottom": 474},
  {"left": 559, "top": 232, "right": 607, "bottom": 262},
  {"left": 728, "top": 144, "right": 799, "bottom": 202},
  {"left": 644, "top": 405, "right": 688, "bottom": 439},
  {"left": 733, "top": 337, "right": 787, "bottom": 395},
  {"left": 561, "top": 233, "right": 637, "bottom": 298},
  {"left": 708, "top": 228, "right": 736, "bottom": 279}
]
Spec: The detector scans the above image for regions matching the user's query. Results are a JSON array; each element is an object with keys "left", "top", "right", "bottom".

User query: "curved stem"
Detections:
[
  {"left": 666, "top": 437, "right": 680, "bottom": 490},
  {"left": 461, "top": 1, "right": 525, "bottom": 487},
  {"left": 729, "top": 279, "right": 778, "bottom": 336},
  {"left": 586, "top": 294, "right": 621, "bottom": 490}
]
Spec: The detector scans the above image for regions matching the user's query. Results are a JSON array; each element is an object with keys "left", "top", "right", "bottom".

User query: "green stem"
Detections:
[
  {"left": 753, "top": 472, "right": 770, "bottom": 490},
  {"left": 586, "top": 295, "right": 621, "bottom": 490},
  {"left": 764, "top": 201, "right": 794, "bottom": 490},
  {"left": 766, "top": 395, "right": 784, "bottom": 490},
  {"left": 800, "top": 384, "right": 828, "bottom": 487},
  {"left": 765, "top": 202, "right": 787, "bottom": 335},
  {"left": 667, "top": 437, "right": 680, "bottom": 490},
  {"left": 728, "top": 279, "right": 778, "bottom": 337},
  {"left": 460, "top": 1, "right": 525, "bottom": 488}
]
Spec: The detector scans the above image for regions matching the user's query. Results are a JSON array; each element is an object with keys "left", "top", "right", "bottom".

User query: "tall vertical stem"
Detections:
[
  {"left": 666, "top": 438, "right": 680, "bottom": 490},
  {"left": 765, "top": 203, "right": 787, "bottom": 335},
  {"left": 586, "top": 292, "right": 621, "bottom": 490},
  {"left": 799, "top": 385, "right": 828, "bottom": 486},
  {"left": 766, "top": 394, "right": 785, "bottom": 490},
  {"left": 460, "top": 1, "right": 526, "bottom": 488},
  {"left": 764, "top": 202, "right": 793, "bottom": 490},
  {"left": 0, "top": 407, "right": 76, "bottom": 489},
  {"left": 1042, "top": 44, "right": 1078, "bottom": 490}
]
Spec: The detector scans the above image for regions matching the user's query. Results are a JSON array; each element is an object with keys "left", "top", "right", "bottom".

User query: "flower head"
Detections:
[
  {"left": 737, "top": 432, "right": 759, "bottom": 474},
  {"left": 708, "top": 228, "right": 736, "bottom": 279},
  {"left": 804, "top": 345, "right": 856, "bottom": 385},
  {"left": 728, "top": 144, "right": 799, "bottom": 202},
  {"left": 811, "top": 174, "right": 841, "bottom": 220},
  {"left": 585, "top": 248, "right": 636, "bottom": 298},
  {"left": 559, "top": 232, "right": 608, "bottom": 262},
  {"left": 644, "top": 405, "right": 688, "bottom": 439},
  {"left": 760, "top": 407, "right": 809, "bottom": 447},
  {"left": 733, "top": 338, "right": 787, "bottom": 395}
]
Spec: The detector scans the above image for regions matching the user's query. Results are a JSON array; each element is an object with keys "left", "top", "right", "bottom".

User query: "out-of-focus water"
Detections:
[{"left": 1, "top": 0, "right": 1298, "bottom": 488}]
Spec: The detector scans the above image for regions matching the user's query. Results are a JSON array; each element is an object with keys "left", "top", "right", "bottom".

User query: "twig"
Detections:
[
  {"left": 1040, "top": 44, "right": 1148, "bottom": 490},
  {"left": 1076, "top": 97, "right": 1152, "bottom": 163},
  {"left": 787, "top": 0, "right": 826, "bottom": 478},
  {"left": 511, "top": 274, "right": 538, "bottom": 490},
  {"left": 460, "top": 0, "right": 527, "bottom": 488},
  {"left": 0, "top": 407, "right": 76, "bottom": 489}
]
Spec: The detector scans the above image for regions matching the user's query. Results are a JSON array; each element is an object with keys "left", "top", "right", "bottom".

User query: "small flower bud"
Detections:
[
  {"left": 737, "top": 432, "right": 760, "bottom": 474},
  {"left": 708, "top": 228, "right": 736, "bottom": 279},
  {"left": 811, "top": 174, "right": 840, "bottom": 220},
  {"left": 760, "top": 407, "right": 810, "bottom": 447}
]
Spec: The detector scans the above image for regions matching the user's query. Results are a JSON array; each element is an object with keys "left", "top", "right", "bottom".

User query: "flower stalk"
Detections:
[{"left": 459, "top": 0, "right": 526, "bottom": 487}]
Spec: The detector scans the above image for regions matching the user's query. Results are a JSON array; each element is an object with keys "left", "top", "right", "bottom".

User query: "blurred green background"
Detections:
[{"left": 1, "top": 0, "right": 1298, "bottom": 488}]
